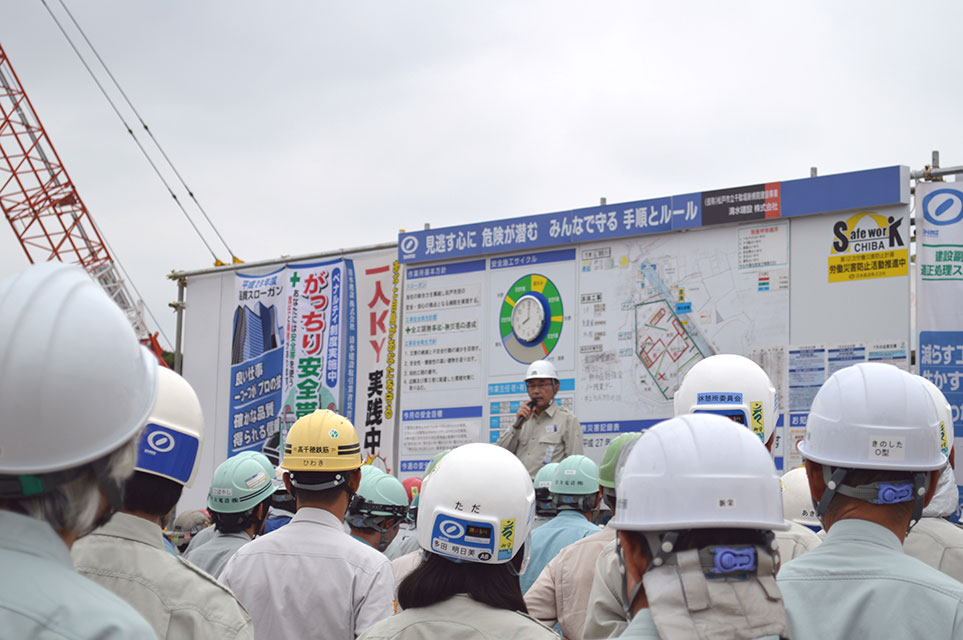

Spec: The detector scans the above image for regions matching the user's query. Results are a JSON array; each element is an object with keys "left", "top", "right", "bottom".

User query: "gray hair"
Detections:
[{"left": 13, "top": 432, "right": 140, "bottom": 537}]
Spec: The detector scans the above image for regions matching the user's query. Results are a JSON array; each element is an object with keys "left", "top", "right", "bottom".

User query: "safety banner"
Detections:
[
  {"left": 344, "top": 250, "right": 401, "bottom": 473},
  {"left": 916, "top": 181, "right": 963, "bottom": 518},
  {"left": 228, "top": 268, "right": 287, "bottom": 456},
  {"left": 283, "top": 259, "right": 346, "bottom": 429}
]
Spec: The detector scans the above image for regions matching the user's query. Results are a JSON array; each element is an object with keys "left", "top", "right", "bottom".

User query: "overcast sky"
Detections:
[{"left": 1, "top": 1, "right": 961, "bottom": 348}]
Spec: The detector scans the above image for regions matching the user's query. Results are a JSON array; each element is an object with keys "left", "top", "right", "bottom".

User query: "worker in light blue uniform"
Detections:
[
  {"left": 183, "top": 451, "right": 276, "bottom": 579},
  {"left": 778, "top": 363, "right": 963, "bottom": 639},
  {"left": 347, "top": 467, "right": 410, "bottom": 552},
  {"left": 520, "top": 454, "right": 601, "bottom": 593},
  {"left": 0, "top": 263, "right": 158, "bottom": 638}
]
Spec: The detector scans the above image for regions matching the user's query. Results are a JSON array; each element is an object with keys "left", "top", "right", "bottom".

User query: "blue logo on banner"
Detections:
[
  {"left": 922, "top": 188, "right": 963, "bottom": 226},
  {"left": 137, "top": 423, "right": 199, "bottom": 484}
]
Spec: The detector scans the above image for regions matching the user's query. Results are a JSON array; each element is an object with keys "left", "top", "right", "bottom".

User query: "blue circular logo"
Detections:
[
  {"left": 922, "top": 189, "right": 963, "bottom": 226},
  {"left": 439, "top": 519, "right": 465, "bottom": 538},
  {"left": 147, "top": 430, "right": 175, "bottom": 453},
  {"left": 400, "top": 235, "right": 419, "bottom": 255}
]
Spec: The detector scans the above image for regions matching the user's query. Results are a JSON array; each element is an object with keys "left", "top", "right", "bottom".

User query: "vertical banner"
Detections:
[
  {"left": 229, "top": 268, "right": 286, "bottom": 456},
  {"left": 284, "top": 260, "right": 345, "bottom": 425},
  {"left": 345, "top": 250, "right": 400, "bottom": 472},
  {"left": 916, "top": 181, "right": 963, "bottom": 515}
]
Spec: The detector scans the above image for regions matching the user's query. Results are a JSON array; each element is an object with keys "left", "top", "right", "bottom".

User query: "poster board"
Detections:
[{"left": 395, "top": 166, "right": 912, "bottom": 477}]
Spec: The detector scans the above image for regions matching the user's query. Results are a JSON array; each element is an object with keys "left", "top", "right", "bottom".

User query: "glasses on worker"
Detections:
[{"left": 526, "top": 380, "right": 554, "bottom": 389}]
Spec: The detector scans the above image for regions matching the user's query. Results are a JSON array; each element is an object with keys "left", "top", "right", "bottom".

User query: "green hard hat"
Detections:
[
  {"left": 360, "top": 464, "right": 386, "bottom": 480},
  {"left": 599, "top": 433, "right": 643, "bottom": 489},
  {"left": 353, "top": 473, "right": 409, "bottom": 517},
  {"left": 550, "top": 454, "right": 600, "bottom": 496},
  {"left": 208, "top": 453, "right": 276, "bottom": 514},
  {"left": 535, "top": 462, "right": 560, "bottom": 490},
  {"left": 423, "top": 449, "right": 451, "bottom": 479},
  {"left": 236, "top": 450, "right": 278, "bottom": 488}
]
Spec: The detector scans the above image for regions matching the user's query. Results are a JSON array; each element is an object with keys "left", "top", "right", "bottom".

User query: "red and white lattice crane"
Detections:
[{"left": 0, "top": 41, "right": 166, "bottom": 361}]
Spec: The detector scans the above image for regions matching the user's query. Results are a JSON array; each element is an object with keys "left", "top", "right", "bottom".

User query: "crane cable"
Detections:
[{"left": 39, "top": 0, "right": 241, "bottom": 266}]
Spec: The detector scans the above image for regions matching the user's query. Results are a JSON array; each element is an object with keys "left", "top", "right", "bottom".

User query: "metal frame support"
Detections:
[{"left": 170, "top": 277, "right": 186, "bottom": 374}]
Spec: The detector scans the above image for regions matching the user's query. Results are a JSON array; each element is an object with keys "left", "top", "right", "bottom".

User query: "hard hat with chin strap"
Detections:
[
  {"left": 208, "top": 453, "right": 276, "bottom": 514},
  {"left": 799, "top": 363, "right": 946, "bottom": 531},
  {"left": 281, "top": 410, "right": 362, "bottom": 491},
  {"left": 674, "top": 354, "right": 777, "bottom": 444}
]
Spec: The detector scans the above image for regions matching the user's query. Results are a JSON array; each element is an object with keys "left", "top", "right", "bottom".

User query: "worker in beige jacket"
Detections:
[
  {"left": 583, "top": 354, "right": 819, "bottom": 638},
  {"left": 902, "top": 376, "right": 963, "bottom": 581},
  {"left": 525, "top": 433, "right": 640, "bottom": 640},
  {"left": 72, "top": 367, "right": 254, "bottom": 639}
]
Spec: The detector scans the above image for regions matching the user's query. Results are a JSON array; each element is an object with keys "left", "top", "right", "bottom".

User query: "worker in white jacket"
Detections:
[{"left": 220, "top": 410, "right": 395, "bottom": 640}]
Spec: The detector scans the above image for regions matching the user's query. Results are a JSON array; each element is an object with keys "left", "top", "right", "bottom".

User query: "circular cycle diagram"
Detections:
[{"left": 499, "top": 273, "right": 564, "bottom": 364}]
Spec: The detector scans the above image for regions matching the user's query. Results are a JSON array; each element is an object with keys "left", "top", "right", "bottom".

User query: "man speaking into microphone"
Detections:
[{"left": 496, "top": 360, "right": 584, "bottom": 480}]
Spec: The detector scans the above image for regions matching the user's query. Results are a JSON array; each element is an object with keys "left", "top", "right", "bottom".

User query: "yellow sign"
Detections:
[
  {"left": 828, "top": 211, "right": 908, "bottom": 283},
  {"left": 499, "top": 518, "right": 515, "bottom": 551},
  {"left": 750, "top": 401, "right": 765, "bottom": 440},
  {"left": 828, "top": 249, "right": 908, "bottom": 283}
]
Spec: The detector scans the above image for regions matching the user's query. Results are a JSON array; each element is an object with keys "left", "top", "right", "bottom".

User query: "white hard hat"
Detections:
[
  {"left": 613, "top": 413, "right": 787, "bottom": 532},
  {"left": 674, "top": 354, "right": 777, "bottom": 444},
  {"left": 417, "top": 443, "right": 535, "bottom": 566},
  {"left": 799, "top": 363, "right": 946, "bottom": 472},
  {"left": 525, "top": 359, "right": 559, "bottom": 381},
  {"left": 135, "top": 368, "right": 205, "bottom": 487},
  {"left": 918, "top": 375, "right": 953, "bottom": 458},
  {"left": 0, "top": 263, "right": 157, "bottom": 475},
  {"left": 781, "top": 467, "right": 820, "bottom": 529}
]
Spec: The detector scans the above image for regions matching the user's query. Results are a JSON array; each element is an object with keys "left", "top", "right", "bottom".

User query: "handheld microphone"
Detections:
[{"left": 512, "top": 399, "right": 538, "bottom": 429}]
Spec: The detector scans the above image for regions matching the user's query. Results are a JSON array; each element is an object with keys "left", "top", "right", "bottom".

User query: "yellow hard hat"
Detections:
[{"left": 281, "top": 410, "right": 362, "bottom": 472}]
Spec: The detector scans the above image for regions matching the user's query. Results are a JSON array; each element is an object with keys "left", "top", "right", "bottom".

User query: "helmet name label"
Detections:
[
  {"left": 430, "top": 515, "right": 497, "bottom": 562},
  {"left": 868, "top": 436, "right": 905, "bottom": 461},
  {"left": 697, "top": 392, "right": 743, "bottom": 404}
]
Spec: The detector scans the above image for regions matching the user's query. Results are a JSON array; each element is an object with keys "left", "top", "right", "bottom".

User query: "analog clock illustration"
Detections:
[
  {"left": 510, "top": 295, "right": 545, "bottom": 343},
  {"left": 499, "top": 273, "right": 564, "bottom": 363}
]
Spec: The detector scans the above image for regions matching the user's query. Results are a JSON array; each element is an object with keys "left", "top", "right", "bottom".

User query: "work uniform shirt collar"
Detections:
[
  {"left": 823, "top": 517, "right": 902, "bottom": 552},
  {"left": 95, "top": 511, "right": 166, "bottom": 551},
  {"left": 0, "top": 509, "right": 72, "bottom": 568},
  {"left": 292, "top": 506, "right": 347, "bottom": 529},
  {"left": 536, "top": 400, "right": 559, "bottom": 420}
]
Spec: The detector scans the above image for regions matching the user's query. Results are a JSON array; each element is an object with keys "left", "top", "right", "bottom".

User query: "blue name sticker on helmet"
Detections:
[
  {"left": 696, "top": 392, "right": 744, "bottom": 405},
  {"left": 136, "top": 423, "right": 200, "bottom": 485},
  {"left": 430, "top": 515, "right": 496, "bottom": 562},
  {"left": 711, "top": 547, "right": 757, "bottom": 574},
  {"left": 877, "top": 482, "right": 914, "bottom": 505}
]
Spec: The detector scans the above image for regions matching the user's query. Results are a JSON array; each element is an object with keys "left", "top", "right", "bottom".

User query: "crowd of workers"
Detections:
[{"left": 3, "top": 261, "right": 963, "bottom": 639}]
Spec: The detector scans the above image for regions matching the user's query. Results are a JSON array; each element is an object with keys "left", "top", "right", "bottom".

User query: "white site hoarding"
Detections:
[
  {"left": 395, "top": 166, "right": 913, "bottom": 478},
  {"left": 177, "top": 246, "right": 400, "bottom": 511},
  {"left": 178, "top": 166, "right": 951, "bottom": 517}
]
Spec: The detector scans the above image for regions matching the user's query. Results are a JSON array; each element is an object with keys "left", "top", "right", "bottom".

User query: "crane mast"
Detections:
[{"left": 0, "top": 42, "right": 153, "bottom": 344}]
